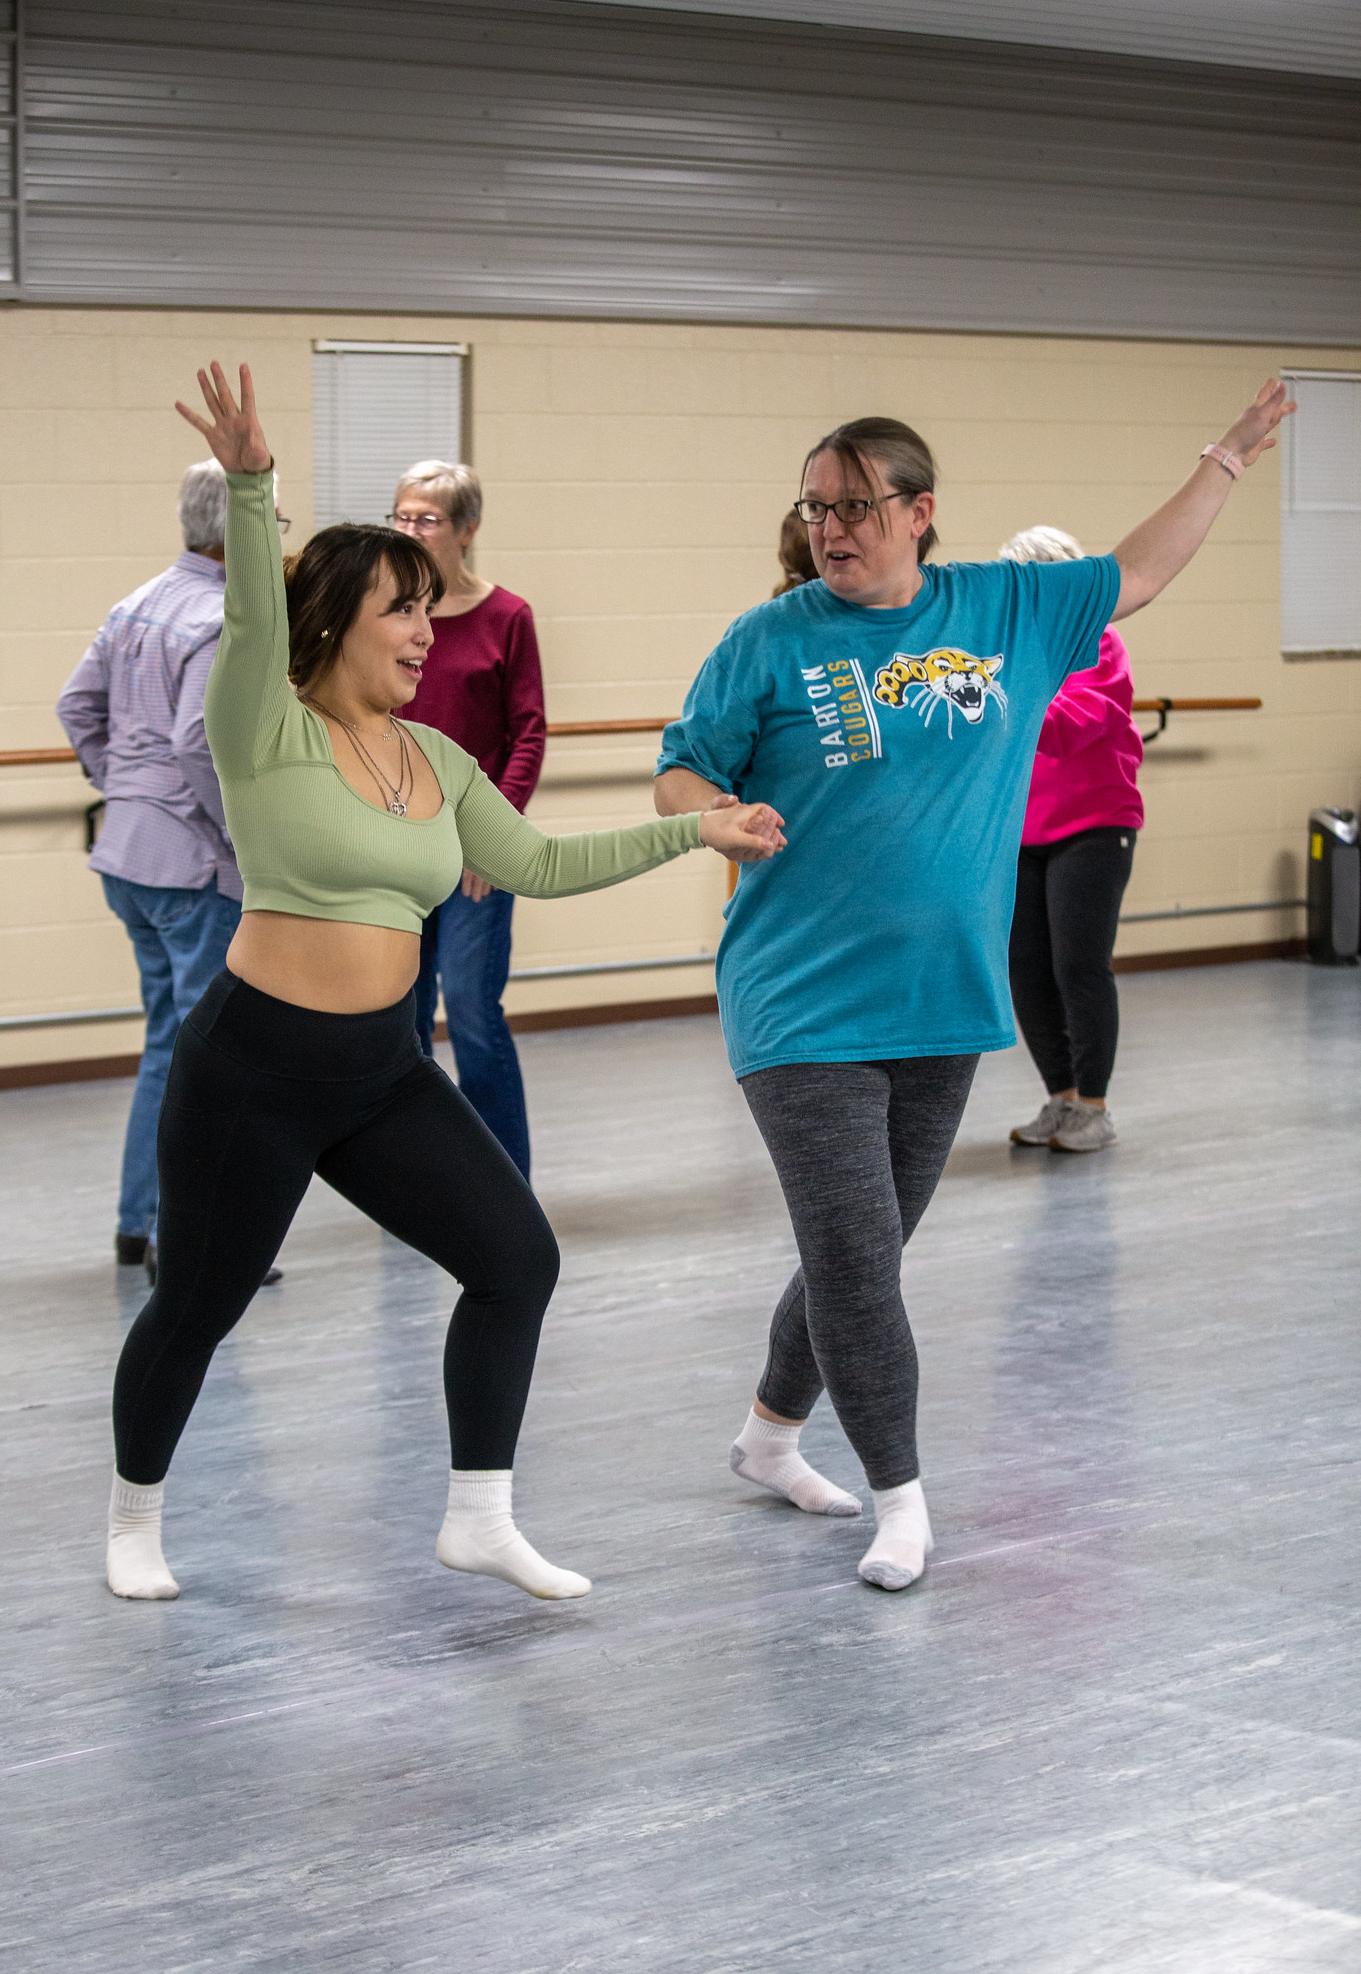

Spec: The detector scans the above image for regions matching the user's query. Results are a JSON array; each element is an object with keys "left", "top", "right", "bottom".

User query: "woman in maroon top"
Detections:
[{"left": 390, "top": 460, "right": 545, "bottom": 1177}]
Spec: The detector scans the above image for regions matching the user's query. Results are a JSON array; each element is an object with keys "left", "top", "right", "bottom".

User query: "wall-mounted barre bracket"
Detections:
[
  {"left": 1134, "top": 697, "right": 1262, "bottom": 746},
  {"left": 1141, "top": 697, "right": 1174, "bottom": 744}
]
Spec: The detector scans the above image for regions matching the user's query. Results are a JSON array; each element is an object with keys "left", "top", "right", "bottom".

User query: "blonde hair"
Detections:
[
  {"left": 999, "top": 525, "right": 1083, "bottom": 564},
  {"left": 394, "top": 458, "right": 482, "bottom": 530}
]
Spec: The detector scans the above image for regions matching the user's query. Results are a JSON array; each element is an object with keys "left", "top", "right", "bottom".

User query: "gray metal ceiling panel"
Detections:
[
  {"left": 584, "top": 0, "right": 1361, "bottom": 81},
  {"left": 14, "top": 0, "right": 1361, "bottom": 342},
  {"left": 0, "top": 10, "right": 13, "bottom": 291}
]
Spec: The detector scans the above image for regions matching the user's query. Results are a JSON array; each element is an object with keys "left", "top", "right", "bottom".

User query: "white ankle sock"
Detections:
[
  {"left": 436, "top": 1470, "right": 590, "bottom": 1600},
  {"left": 106, "top": 1474, "right": 180, "bottom": 1600},
  {"left": 858, "top": 1479, "right": 934, "bottom": 1590},
  {"left": 729, "top": 1410, "right": 862, "bottom": 1517}
]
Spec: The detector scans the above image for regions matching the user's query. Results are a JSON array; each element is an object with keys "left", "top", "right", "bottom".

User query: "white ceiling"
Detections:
[{"left": 585, "top": 0, "right": 1361, "bottom": 79}]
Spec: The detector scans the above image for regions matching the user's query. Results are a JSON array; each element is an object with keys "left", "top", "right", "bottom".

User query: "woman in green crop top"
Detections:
[{"left": 104, "top": 362, "right": 785, "bottom": 1607}]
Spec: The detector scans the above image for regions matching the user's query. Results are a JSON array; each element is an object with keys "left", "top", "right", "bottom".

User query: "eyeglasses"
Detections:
[
  {"left": 385, "top": 511, "right": 448, "bottom": 533},
  {"left": 792, "top": 493, "right": 913, "bottom": 527},
  {"left": 275, "top": 515, "right": 291, "bottom": 535}
]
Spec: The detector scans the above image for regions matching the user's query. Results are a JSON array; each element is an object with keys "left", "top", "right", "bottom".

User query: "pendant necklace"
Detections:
[{"left": 302, "top": 693, "right": 413, "bottom": 816}]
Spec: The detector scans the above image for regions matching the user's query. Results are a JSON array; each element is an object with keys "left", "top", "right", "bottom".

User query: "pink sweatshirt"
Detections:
[{"left": 1022, "top": 626, "right": 1144, "bottom": 846}]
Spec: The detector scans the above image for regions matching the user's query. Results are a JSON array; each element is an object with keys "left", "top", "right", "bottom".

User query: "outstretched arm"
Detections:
[
  {"left": 175, "top": 362, "right": 291, "bottom": 775},
  {"left": 1111, "top": 378, "right": 1295, "bottom": 622},
  {"left": 455, "top": 763, "right": 784, "bottom": 899}
]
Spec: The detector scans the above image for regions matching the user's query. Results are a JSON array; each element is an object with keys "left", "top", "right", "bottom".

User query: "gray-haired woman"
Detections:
[{"left": 388, "top": 460, "right": 545, "bottom": 1178}]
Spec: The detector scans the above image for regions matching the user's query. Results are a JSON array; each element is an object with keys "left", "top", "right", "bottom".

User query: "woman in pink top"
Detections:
[
  {"left": 1001, "top": 527, "right": 1144, "bottom": 1154},
  {"left": 389, "top": 460, "right": 545, "bottom": 1179}
]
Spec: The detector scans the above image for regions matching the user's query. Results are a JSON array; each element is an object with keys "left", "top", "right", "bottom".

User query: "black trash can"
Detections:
[{"left": 1307, "top": 808, "right": 1360, "bottom": 964}]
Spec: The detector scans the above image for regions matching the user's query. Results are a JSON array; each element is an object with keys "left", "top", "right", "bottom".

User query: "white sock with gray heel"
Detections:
[
  {"left": 858, "top": 1479, "right": 934, "bottom": 1589},
  {"left": 729, "top": 1410, "right": 863, "bottom": 1517}
]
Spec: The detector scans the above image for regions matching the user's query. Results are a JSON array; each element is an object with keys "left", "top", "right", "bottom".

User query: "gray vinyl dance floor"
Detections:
[{"left": 4, "top": 960, "right": 1360, "bottom": 1972}]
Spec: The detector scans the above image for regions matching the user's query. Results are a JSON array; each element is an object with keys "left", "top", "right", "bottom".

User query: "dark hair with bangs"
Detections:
[
  {"left": 801, "top": 416, "right": 939, "bottom": 561},
  {"left": 282, "top": 524, "right": 445, "bottom": 692}
]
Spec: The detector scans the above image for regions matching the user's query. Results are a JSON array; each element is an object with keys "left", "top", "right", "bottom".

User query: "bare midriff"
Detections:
[{"left": 226, "top": 912, "right": 422, "bottom": 1013}]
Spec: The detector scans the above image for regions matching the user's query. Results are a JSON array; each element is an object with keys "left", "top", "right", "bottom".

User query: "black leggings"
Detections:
[
  {"left": 112, "top": 970, "right": 560, "bottom": 1486},
  {"left": 1008, "top": 827, "right": 1136, "bottom": 1101}
]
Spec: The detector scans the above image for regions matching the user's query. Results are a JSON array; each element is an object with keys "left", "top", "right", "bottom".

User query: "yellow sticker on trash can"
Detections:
[{"left": 1311, "top": 832, "right": 1324, "bottom": 861}]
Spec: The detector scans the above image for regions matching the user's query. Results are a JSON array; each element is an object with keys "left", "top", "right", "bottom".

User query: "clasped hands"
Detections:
[{"left": 698, "top": 792, "right": 787, "bottom": 864}]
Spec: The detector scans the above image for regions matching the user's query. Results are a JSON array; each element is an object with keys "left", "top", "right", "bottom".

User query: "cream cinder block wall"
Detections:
[{"left": 3, "top": 307, "right": 1359, "bottom": 1073}]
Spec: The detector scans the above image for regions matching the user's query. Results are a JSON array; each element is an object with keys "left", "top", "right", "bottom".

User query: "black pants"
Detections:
[
  {"left": 1008, "top": 827, "right": 1136, "bottom": 1101},
  {"left": 741, "top": 1055, "right": 979, "bottom": 1491},
  {"left": 112, "top": 971, "right": 560, "bottom": 1486}
]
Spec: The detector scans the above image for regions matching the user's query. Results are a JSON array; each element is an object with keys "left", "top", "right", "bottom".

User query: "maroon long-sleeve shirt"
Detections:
[{"left": 404, "top": 587, "right": 546, "bottom": 813}]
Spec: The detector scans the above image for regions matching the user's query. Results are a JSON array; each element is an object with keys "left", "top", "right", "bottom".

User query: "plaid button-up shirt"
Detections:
[{"left": 57, "top": 551, "right": 242, "bottom": 901}]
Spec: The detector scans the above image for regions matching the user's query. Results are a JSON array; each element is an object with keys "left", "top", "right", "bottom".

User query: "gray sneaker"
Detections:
[
  {"left": 1049, "top": 1101, "right": 1117, "bottom": 1153},
  {"left": 1010, "top": 1096, "right": 1070, "bottom": 1146}
]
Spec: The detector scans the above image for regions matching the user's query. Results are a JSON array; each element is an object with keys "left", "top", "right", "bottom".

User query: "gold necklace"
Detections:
[
  {"left": 300, "top": 691, "right": 396, "bottom": 741},
  {"left": 302, "top": 693, "right": 414, "bottom": 816}
]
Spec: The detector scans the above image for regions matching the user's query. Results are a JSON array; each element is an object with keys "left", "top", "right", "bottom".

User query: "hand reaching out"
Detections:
[
  {"left": 175, "top": 361, "right": 272, "bottom": 475},
  {"left": 1220, "top": 377, "right": 1297, "bottom": 468},
  {"left": 699, "top": 792, "right": 787, "bottom": 863}
]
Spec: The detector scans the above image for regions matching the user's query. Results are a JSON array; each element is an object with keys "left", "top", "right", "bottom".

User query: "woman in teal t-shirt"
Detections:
[{"left": 657, "top": 382, "right": 1294, "bottom": 1593}]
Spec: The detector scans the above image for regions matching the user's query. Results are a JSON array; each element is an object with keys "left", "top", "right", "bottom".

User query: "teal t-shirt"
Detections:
[{"left": 657, "top": 555, "right": 1122, "bottom": 1078}]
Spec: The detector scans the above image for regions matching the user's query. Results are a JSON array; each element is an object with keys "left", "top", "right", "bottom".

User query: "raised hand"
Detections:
[
  {"left": 699, "top": 799, "right": 787, "bottom": 863},
  {"left": 1221, "top": 377, "right": 1297, "bottom": 468},
  {"left": 174, "top": 361, "right": 271, "bottom": 475}
]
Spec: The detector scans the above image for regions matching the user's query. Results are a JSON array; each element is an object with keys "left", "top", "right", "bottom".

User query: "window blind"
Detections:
[
  {"left": 1281, "top": 371, "right": 1361, "bottom": 656},
  {"left": 312, "top": 341, "right": 468, "bottom": 530}
]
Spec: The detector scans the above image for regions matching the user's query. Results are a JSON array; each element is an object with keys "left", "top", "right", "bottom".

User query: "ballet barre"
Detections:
[
  {"left": 1, "top": 724, "right": 664, "bottom": 766},
  {"left": 0, "top": 700, "right": 1264, "bottom": 774},
  {"left": 0, "top": 699, "right": 1275, "bottom": 1031}
]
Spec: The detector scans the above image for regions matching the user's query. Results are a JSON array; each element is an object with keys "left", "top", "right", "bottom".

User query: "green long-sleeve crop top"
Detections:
[{"left": 204, "top": 472, "right": 701, "bottom": 933}]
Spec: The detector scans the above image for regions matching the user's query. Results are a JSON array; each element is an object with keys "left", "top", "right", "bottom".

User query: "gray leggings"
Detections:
[{"left": 740, "top": 1055, "right": 978, "bottom": 1490}]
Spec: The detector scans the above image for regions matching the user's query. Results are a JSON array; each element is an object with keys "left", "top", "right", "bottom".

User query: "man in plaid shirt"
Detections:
[{"left": 57, "top": 460, "right": 280, "bottom": 1286}]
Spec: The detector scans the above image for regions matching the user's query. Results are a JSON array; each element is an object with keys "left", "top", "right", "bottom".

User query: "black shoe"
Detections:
[
  {"left": 144, "top": 1243, "right": 282, "bottom": 1289},
  {"left": 116, "top": 1233, "right": 149, "bottom": 1266}
]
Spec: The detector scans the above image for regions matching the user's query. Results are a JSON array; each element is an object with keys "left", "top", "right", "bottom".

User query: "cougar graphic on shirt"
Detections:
[{"left": 873, "top": 648, "right": 1007, "bottom": 738}]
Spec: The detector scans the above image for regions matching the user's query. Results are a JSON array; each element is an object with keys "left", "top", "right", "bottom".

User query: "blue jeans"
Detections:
[
  {"left": 414, "top": 886, "right": 530, "bottom": 1179},
  {"left": 101, "top": 875, "right": 241, "bottom": 1238}
]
